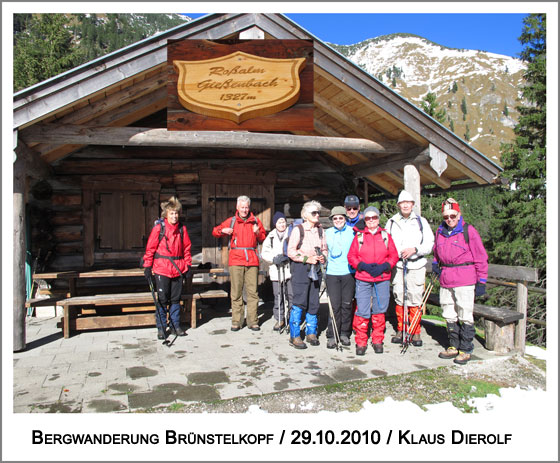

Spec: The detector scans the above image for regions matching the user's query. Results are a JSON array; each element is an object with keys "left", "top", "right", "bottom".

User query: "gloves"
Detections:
[
  {"left": 355, "top": 219, "right": 366, "bottom": 231},
  {"left": 358, "top": 262, "right": 389, "bottom": 277},
  {"left": 273, "top": 254, "right": 290, "bottom": 266},
  {"left": 369, "top": 262, "right": 390, "bottom": 277},
  {"left": 475, "top": 283, "right": 486, "bottom": 297},
  {"left": 144, "top": 267, "right": 152, "bottom": 280},
  {"left": 432, "top": 262, "right": 442, "bottom": 277}
]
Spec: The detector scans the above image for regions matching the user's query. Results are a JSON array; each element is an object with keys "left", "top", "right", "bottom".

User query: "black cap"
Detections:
[{"left": 344, "top": 195, "right": 360, "bottom": 207}]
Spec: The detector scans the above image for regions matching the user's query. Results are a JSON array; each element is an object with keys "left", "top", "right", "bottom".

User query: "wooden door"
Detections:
[{"left": 202, "top": 183, "right": 274, "bottom": 275}]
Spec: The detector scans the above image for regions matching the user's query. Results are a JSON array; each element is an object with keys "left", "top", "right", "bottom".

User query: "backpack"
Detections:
[
  {"left": 357, "top": 229, "right": 388, "bottom": 250},
  {"left": 282, "top": 219, "right": 324, "bottom": 256},
  {"left": 140, "top": 218, "right": 185, "bottom": 269}
]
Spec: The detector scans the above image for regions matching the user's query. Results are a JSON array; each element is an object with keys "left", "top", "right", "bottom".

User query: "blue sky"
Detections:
[{"left": 183, "top": 13, "right": 528, "bottom": 58}]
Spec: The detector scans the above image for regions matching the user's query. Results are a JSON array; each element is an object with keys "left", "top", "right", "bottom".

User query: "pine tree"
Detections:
[
  {"left": 460, "top": 96, "right": 468, "bottom": 120},
  {"left": 489, "top": 13, "right": 546, "bottom": 345},
  {"left": 420, "top": 92, "right": 447, "bottom": 124}
]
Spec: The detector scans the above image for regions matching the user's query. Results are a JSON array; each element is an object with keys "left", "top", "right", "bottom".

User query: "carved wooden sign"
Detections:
[
  {"left": 167, "top": 39, "right": 314, "bottom": 131},
  {"left": 173, "top": 51, "right": 306, "bottom": 124}
]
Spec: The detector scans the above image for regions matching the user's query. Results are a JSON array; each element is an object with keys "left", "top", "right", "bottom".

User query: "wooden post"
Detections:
[
  {"left": 363, "top": 180, "right": 369, "bottom": 207},
  {"left": 514, "top": 281, "right": 528, "bottom": 354},
  {"left": 403, "top": 164, "right": 421, "bottom": 215},
  {"left": 13, "top": 154, "right": 27, "bottom": 351}
]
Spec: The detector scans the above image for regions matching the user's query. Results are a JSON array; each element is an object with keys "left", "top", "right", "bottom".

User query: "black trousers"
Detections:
[
  {"left": 154, "top": 274, "right": 183, "bottom": 328},
  {"left": 325, "top": 273, "right": 355, "bottom": 338},
  {"left": 290, "top": 261, "right": 322, "bottom": 315}
]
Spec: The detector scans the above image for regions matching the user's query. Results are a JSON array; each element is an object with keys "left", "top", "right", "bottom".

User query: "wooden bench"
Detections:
[
  {"left": 427, "top": 293, "right": 524, "bottom": 353},
  {"left": 57, "top": 289, "right": 228, "bottom": 338}
]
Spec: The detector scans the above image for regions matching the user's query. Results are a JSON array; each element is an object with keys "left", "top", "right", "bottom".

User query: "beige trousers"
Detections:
[
  {"left": 229, "top": 265, "right": 259, "bottom": 327},
  {"left": 392, "top": 266, "right": 426, "bottom": 306},
  {"left": 440, "top": 285, "right": 475, "bottom": 324}
]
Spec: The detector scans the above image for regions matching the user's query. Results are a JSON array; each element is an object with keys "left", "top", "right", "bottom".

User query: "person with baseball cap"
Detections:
[
  {"left": 344, "top": 195, "right": 364, "bottom": 228},
  {"left": 432, "top": 198, "right": 488, "bottom": 364},
  {"left": 385, "top": 190, "right": 435, "bottom": 347}
]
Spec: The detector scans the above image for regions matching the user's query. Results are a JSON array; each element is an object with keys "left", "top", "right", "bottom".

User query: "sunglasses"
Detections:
[
  {"left": 310, "top": 211, "right": 320, "bottom": 216},
  {"left": 346, "top": 207, "right": 359, "bottom": 211},
  {"left": 365, "top": 216, "right": 379, "bottom": 221},
  {"left": 332, "top": 216, "right": 346, "bottom": 221},
  {"left": 443, "top": 214, "right": 458, "bottom": 220}
]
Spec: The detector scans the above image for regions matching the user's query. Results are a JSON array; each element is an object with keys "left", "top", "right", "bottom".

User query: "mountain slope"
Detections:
[{"left": 330, "top": 34, "right": 527, "bottom": 162}]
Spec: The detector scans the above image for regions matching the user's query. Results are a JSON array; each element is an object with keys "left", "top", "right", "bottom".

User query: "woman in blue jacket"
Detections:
[{"left": 325, "top": 206, "right": 356, "bottom": 349}]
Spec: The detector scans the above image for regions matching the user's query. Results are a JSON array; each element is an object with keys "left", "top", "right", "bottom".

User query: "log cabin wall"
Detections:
[{"left": 28, "top": 139, "right": 349, "bottom": 273}]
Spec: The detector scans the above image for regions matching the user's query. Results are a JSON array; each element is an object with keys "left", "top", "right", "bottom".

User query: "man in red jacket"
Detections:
[{"left": 213, "top": 196, "right": 267, "bottom": 331}]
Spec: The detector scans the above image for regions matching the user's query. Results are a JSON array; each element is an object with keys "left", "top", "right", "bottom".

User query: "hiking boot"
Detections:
[
  {"left": 391, "top": 331, "right": 403, "bottom": 344},
  {"left": 157, "top": 329, "right": 165, "bottom": 340},
  {"left": 356, "top": 345, "right": 367, "bottom": 356},
  {"left": 171, "top": 326, "right": 186, "bottom": 336},
  {"left": 306, "top": 334, "right": 320, "bottom": 346},
  {"left": 289, "top": 337, "right": 307, "bottom": 349},
  {"left": 231, "top": 325, "right": 241, "bottom": 332},
  {"left": 340, "top": 335, "right": 351, "bottom": 347},
  {"left": 373, "top": 343, "right": 383, "bottom": 354},
  {"left": 326, "top": 338, "right": 337, "bottom": 349},
  {"left": 411, "top": 334, "right": 423, "bottom": 347},
  {"left": 248, "top": 325, "right": 260, "bottom": 332},
  {"left": 438, "top": 346, "right": 459, "bottom": 359},
  {"left": 453, "top": 351, "right": 471, "bottom": 365},
  {"left": 273, "top": 321, "right": 285, "bottom": 331}
]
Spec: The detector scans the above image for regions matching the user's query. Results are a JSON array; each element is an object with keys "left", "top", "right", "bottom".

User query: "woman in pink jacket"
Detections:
[
  {"left": 432, "top": 198, "right": 488, "bottom": 365},
  {"left": 348, "top": 206, "right": 399, "bottom": 355},
  {"left": 142, "top": 197, "right": 192, "bottom": 340}
]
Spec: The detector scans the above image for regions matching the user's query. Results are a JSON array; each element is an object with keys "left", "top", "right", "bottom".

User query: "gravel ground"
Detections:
[{"left": 148, "top": 353, "right": 546, "bottom": 414}]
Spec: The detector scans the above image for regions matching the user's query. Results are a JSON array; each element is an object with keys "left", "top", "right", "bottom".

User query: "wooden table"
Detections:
[{"left": 32, "top": 267, "right": 227, "bottom": 337}]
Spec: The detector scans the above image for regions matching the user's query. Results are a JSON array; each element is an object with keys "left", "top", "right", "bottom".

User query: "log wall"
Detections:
[{"left": 29, "top": 145, "right": 349, "bottom": 272}]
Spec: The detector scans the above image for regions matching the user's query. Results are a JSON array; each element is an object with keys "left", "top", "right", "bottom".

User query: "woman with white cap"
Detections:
[
  {"left": 432, "top": 198, "right": 488, "bottom": 364},
  {"left": 348, "top": 206, "right": 399, "bottom": 355},
  {"left": 324, "top": 206, "right": 355, "bottom": 349},
  {"left": 385, "top": 190, "right": 434, "bottom": 347}
]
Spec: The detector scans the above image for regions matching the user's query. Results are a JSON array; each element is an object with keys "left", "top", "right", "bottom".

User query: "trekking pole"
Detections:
[
  {"left": 326, "top": 290, "right": 343, "bottom": 351},
  {"left": 402, "top": 272, "right": 434, "bottom": 354},
  {"left": 402, "top": 259, "right": 409, "bottom": 348},
  {"left": 278, "top": 265, "right": 286, "bottom": 335},
  {"left": 147, "top": 275, "right": 171, "bottom": 347}
]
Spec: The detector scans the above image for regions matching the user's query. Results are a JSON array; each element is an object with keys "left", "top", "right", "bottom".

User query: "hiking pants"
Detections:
[
  {"left": 272, "top": 279, "right": 293, "bottom": 322},
  {"left": 441, "top": 285, "right": 476, "bottom": 353},
  {"left": 392, "top": 265, "right": 426, "bottom": 306},
  {"left": 325, "top": 273, "right": 355, "bottom": 339},
  {"left": 154, "top": 274, "right": 183, "bottom": 328},
  {"left": 290, "top": 261, "right": 322, "bottom": 315},
  {"left": 229, "top": 265, "right": 259, "bottom": 327}
]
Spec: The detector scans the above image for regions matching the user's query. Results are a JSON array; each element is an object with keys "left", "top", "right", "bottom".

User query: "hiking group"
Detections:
[{"left": 142, "top": 192, "right": 488, "bottom": 365}]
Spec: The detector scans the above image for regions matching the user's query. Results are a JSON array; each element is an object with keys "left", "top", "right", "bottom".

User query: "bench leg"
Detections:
[
  {"left": 484, "top": 319, "right": 515, "bottom": 353},
  {"left": 63, "top": 306, "right": 71, "bottom": 338}
]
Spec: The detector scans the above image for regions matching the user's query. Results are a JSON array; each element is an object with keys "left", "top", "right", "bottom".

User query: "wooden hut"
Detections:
[{"left": 13, "top": 13, "right": 502, "bottom": 349}]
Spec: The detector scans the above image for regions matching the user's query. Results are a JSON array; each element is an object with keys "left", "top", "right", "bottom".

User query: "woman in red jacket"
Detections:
[
  {"left": 348, "top": 206, "right": 399, "bottom": 355},
  {"left": 142, "top": 197, "right": 192, "bottom": 340}
]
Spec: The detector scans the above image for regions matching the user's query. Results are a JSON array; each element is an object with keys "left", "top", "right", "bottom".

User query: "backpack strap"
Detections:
[
  {"left": 463, "top": 223, "right": 470, "bottom": 245},
  {"left": 416, "top": 216, "right": 424, "bottom": 244},
  {"left": 296, "top": 224, "right": 305, "bottom": 250},
  {"left": 228, "top": 216, "right": 237, "bottom": 250}
]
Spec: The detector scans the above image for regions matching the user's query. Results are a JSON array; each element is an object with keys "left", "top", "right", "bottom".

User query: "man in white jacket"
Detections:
[
  {"left": 261, "top": 212, "right": 292, "bottom": 331},
  {"left": 385, "top": 191, "right": 434, "bottom": 346}
]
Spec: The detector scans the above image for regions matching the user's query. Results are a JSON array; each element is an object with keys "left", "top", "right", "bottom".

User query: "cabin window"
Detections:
[
  {"left": 96, "top": 191, "right": 147, "bottom": 251},
  {"left": 82, "top": 180, "right": 160, "bottom": 267}
]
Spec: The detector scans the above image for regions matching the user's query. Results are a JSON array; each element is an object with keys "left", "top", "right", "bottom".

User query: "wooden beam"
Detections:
[
  {"left": 22, "top": 124, "right": 406, "bottom": 155},
  {"left": 13, "top": 138, "right": 52, "bottom": 180},
  {"left": 13, "top": 156, "right": 27, "bottom": 351},
  {"left": 418, "top": 165, "right": 452, "bottom": 189},
  {"left": 314, "top": 93, "right": 408, "bottom": 153},
  {"left": 348, "top": 149, "right": 430, "bottom": 177}
]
